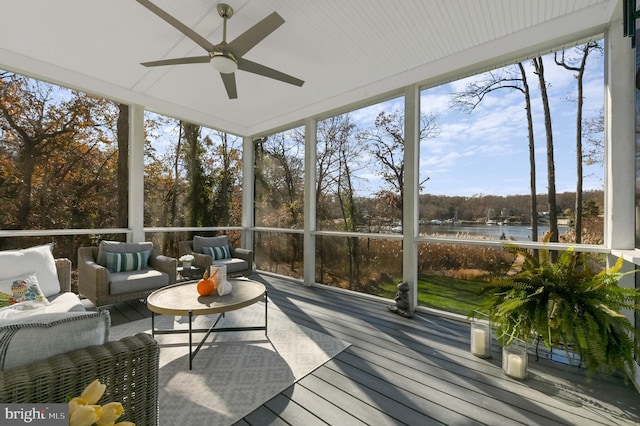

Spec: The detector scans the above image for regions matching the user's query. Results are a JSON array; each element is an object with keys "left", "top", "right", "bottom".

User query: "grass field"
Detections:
[{"left": 377, "top": 273, "right": 487, "bottom": 317}]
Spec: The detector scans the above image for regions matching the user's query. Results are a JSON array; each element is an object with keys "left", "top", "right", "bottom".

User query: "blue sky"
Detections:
[{"left": 349, "top": 44, "right": 604, "bottom": 198}]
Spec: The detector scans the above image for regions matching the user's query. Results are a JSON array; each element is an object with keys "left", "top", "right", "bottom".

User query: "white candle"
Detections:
[
  {"left": 506, "top": 353, "right": 525, "bottom": 379},
  {"left": 471, "top": 327, "right": 487, "bottom": 356}
]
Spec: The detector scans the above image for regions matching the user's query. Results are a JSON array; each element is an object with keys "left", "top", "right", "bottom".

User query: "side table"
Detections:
[{"left": 177, "top": 265, "right": 203, "bottom": 281}]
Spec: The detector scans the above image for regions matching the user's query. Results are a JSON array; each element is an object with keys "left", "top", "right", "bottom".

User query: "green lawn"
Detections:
[{"left": 377, "top": 273, "right": 487, "bottom": 317}]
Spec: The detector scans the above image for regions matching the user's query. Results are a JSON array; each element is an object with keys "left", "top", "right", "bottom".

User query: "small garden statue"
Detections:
[{"left": 388, "top": 281, "right": 413, "bottom": 318}]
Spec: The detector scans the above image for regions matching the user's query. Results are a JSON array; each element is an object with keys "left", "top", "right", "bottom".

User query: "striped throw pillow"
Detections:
[
  {"left": 105, "top": 251, "right": 150, "bottom": 272},
  {"left": 203, "top": 245, "right": 231, "bottom": 260}
]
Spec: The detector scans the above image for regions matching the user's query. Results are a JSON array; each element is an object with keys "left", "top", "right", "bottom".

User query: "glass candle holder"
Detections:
[
  {"left": 470, "top": 310, "right": 492, "bottom": 358},
  {"left": 211, "top": 264, "right": 227, "bottom": 285},
  {"left": 502, "top": 336, "right": 528, "bottom": 380}
]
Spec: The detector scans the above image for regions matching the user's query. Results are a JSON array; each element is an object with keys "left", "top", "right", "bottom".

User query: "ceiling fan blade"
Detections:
[
  {"left": 227, "top": 12, "right": 285, "bottom": 58},
  {"left": 136, "top": 0, "right": 217, "bottom": 53},
  {"left": 220, "top": 73, "right": 238, "bottom": 99},
  {"left": 141, "top": 56, "right": 210, "bottom": 67},
  {"left": 237, "top": 58, "right": 304, "bottom": 87}
]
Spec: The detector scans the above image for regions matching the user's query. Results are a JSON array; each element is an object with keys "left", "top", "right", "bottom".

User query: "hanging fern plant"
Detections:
[{"left": 479, "top": 241, "right": 640, "bottom": 378}]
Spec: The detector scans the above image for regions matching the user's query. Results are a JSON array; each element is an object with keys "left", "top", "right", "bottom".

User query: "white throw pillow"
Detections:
[
  {"left": 0, "top": 273, "right": 50, "bottom": 307},
  {"left": 0, "top": 244, "right": 60, "bottom": 297}
]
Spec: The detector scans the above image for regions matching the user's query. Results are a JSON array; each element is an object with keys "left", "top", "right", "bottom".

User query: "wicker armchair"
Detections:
[
  {"left": 54, "top": 258, "right": 71, "bottom": 292},
  {"left": 78, "top": 244, "right": 176, "bottom": 308},
  {"left": 179, "top": 236, "right": 254, "bottom": 278},
  {"left": 0, "top": 332, "right": 159, "bottom": 426}
]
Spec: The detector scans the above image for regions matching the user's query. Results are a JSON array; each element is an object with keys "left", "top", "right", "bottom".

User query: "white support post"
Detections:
[
  {"left": 604, "top": 18, "right": 635, "bottom": 250},
  {"left": 128, "top": 105, "right": 145, "bottom": 243},
  {"left": 304, "top": 118, "right": 317, "bottom": 286},
  {"left": 242, "top": 136, "right": 255, "bottom": 251},
  {"left": 403, "top": 86, "right": 420, "bottom": 311},
  {"left": 604, "top": 13, "right": 639, "bottom": 392}
]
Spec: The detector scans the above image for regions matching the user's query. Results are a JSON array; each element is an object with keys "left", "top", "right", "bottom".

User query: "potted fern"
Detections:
[{"left": 479, "top": 243, "right": 640, "bottom": 379}]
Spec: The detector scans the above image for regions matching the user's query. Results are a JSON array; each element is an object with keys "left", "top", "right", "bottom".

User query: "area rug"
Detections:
[{"left": 109, "top": 301, "right": 350, "bottom": 425}]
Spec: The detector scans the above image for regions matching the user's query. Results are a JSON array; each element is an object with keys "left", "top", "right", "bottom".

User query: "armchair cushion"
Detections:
[
  {"left": 212, "top": 257, "right": 249, "bottom": 274},
  {"left": 109, "top": 269, "right": 169, "bottom": 295},
  {"left": 0, "top": 310, "right": 110, "bottom": 370},
  {"left": 97, "top": 241, "right": 154, "bottom": 268},
  {"left": 0, "top": 244, "right": 60, "bottom": 297},
  {"left": 193, "top": 235, "right": 228, "bottom": 253}
]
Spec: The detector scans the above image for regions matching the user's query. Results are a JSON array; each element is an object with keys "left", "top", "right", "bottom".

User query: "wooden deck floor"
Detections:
[{"left": 106, "top": 273, "right": 640, "bottom": 426}]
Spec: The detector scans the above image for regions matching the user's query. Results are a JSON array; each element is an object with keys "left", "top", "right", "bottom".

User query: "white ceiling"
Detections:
[{"left": 0, "top": 0, "right": 620, "bottom": 136}]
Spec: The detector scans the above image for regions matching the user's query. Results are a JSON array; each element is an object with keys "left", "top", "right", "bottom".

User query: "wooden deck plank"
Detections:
[
  {"left": 297, "top": 374, "right": 408, "bottom": 426},
  {"left": 273, "top": 383, "right": 368, "bottom": 426},
  {"left": 255, "top": 275, "right": 640, "bottom": 425},
  {"left": 331, "top": 349, "right": 576, "bottom": 426},
  {"left": 106, "top": 273, "right": 640, "bottom": 426},
  {"left": 311, "top": 358, "right": 458, "bottom": 425},
  {"left": 261, "top": 393, "right": 330, "bottom": 426},
  {"left": 334, "top": 329, "right": 626, "bottom": 426},
  {"left": 241, "top": 406, "right": 289, "bottom": 426}
]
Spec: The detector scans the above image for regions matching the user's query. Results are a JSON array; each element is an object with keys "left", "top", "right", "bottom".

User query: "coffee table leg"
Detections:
[
  {"left": 189, "top": 310, "right": 193, "bottom": 370},
  {"left": 265, "top": 290, "right": 268, "bottom": 337},
  {"left": 151, "top": 312, "right": 155, "bottom": 338}
]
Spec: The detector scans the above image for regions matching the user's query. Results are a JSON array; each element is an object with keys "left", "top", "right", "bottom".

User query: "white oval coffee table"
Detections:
[{"left": 147, "top": 278, "right": 267, "bottom": 369}]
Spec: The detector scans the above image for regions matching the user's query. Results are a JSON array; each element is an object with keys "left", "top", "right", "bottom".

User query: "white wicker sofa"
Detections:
[
  {"left": 0, "top": 244, "right": 84, "bottom": 318},
  {"left": 0, "top": 244, "right": 160, "bottom": 425}
]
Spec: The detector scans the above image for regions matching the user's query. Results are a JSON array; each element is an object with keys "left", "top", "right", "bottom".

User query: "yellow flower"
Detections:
[
  {"left": 95, "top": 402, "right": 124, "bottom": 425},
  {"left": 68, "top": 396, "right": 85, "bottom": 415},
  {"left": 69, "top": 404, "right": 99, "bottom": 426},
  {"left": 80, "top": 379, "right": 107, "bottom": 405},
  {"left": 68, "top": 379, "right": 133, "bottom": 426}
]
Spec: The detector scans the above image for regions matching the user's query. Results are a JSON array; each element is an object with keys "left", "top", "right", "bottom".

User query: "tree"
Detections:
[
  {"left": 316, "top": 114, "right": 365, "bottom": 287},
  {"left": 555, "top": 41, "right": 602, "bottom": 243},
  {"left": 532, "top": 56, "right": 559, "bottom": 246},
  {"left": 0, "top": 72, "right": 117, "bottom": 231},
  {"left": 209, "top": 131, "right": 242, "bottom": 227},
  {"left": 358, "top": 110, "right": 438, "bottom": 221},
  {"left": 584, "top": 108, "right": 604, "bottom": 167},
  {"left": 183, "top": 122, "right": 209, "bottom": 228},
  {"left": 450, "top": 64, "right": 539, "bottom": 242}
]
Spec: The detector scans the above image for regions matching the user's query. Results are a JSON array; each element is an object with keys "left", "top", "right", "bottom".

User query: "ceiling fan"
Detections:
[{"left": 136, "top": 0, "right": 304, "bottom": 99}]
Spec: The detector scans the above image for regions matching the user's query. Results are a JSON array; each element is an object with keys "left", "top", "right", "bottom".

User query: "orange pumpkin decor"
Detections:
[{"left": 197, "top": 267, "right": 219, "bottom": 296}]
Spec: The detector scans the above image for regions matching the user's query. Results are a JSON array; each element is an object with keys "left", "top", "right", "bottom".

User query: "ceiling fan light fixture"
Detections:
[{"left": 210, "top": 54, "right": 237, "bottom": 74}]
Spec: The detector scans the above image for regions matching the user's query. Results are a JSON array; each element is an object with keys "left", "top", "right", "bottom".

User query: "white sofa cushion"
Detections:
[
  {"left": 0, "top": 310, "right": 110, "bottom": 370},
  {"left": 0, "top": 244, "right": 60, "bottom": 297},
  {"left": 0, "top": 293, "right": 85, "bottom": 320}
]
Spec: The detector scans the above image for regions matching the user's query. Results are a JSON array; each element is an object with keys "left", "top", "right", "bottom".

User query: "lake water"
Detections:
[{"left": 418, "top": 223, "right": 569, "bottom": 241}]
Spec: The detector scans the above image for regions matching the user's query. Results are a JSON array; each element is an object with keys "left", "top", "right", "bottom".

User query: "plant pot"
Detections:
[{"left": 182, "top": 261, "right": 192, "bottom": 270}]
